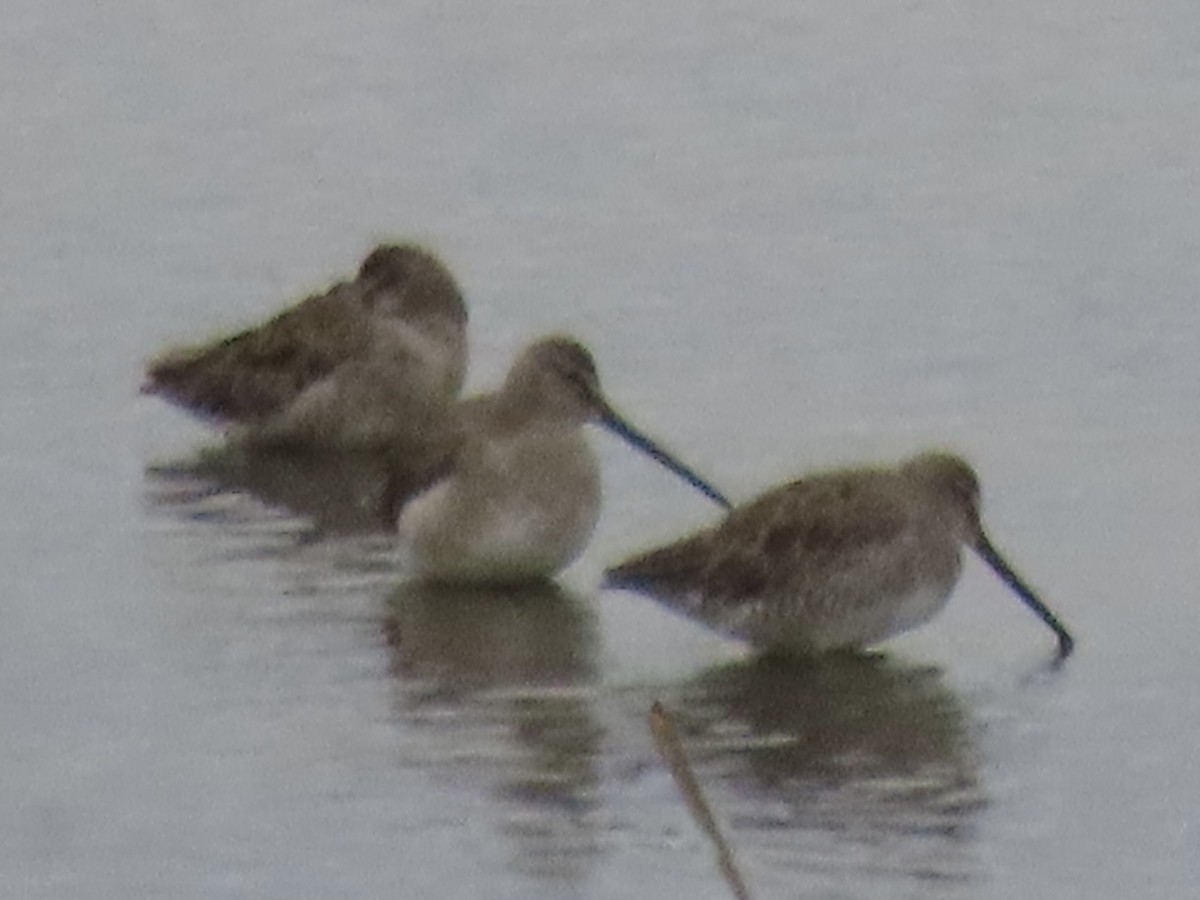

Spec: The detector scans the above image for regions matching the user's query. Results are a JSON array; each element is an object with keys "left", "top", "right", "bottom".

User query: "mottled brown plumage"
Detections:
[
  {"left": 143, "top": 243, "right": 468, "bottom": 448},
  {"left": 605, "top": 452, "right": 1074, "bottom": 658}
]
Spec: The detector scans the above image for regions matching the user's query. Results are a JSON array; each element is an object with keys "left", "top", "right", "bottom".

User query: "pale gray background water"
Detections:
[{"left": 4, "top": 1, "right": 1198, "bottom": 897}]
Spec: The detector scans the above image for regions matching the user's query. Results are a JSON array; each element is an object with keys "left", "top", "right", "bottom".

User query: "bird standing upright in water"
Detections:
[{"left": 394, "top": 336, "right": 730, "bottom": 585}]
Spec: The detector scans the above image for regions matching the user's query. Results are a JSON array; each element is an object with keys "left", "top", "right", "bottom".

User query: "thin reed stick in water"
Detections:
[{"left": 648, "top": 701, "right": 753, "bottom": 900}]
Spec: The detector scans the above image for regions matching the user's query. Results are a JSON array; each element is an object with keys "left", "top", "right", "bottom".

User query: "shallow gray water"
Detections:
[{"left": 4, "top": 1, "right": 1199, "bottom": 897}]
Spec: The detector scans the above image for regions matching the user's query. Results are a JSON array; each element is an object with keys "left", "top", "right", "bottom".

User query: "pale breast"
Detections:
[
  {"left": 246, "top": 318, "right": 463, "bottom": 448},
  {"left": 371, "top": 317, "right": 466, "bottom": 402},
  {"left": 397, "top": 428, "right": 601, "bottom": 584}
]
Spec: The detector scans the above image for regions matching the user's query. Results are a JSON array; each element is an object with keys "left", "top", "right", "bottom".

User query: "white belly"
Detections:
[
  {"left": 397, "top": 432, "right": 601, "bottom": 584},
  {"left": 736, "top": 581, "right": 955, "bottom": 655}
]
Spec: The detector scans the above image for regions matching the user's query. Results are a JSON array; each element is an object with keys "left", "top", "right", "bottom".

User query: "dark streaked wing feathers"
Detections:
[
  {"left": 605, "top": 469, "right": 912, "bottom": 616},
  {"left": 143, "top": 280, "right": 370, "bottom": 422}
]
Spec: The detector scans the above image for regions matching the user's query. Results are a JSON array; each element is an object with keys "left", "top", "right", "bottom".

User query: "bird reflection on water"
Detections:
[
  {"left": 145, "top": 443, "right": 410, "bottom": 537},
  {"left": 662, "top": 653, "right": 984, "bottom": 886},
  {"left": 146, "top": 451, "right": 987, "bottom": 891},
  {"left": 383, "top": 580, "right": 598, "bottom": 691},
  {"left": 382, "top": 581, "right": 603, "bottom": 882}
]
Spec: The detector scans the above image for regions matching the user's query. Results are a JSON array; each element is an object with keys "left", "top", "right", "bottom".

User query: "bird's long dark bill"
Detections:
[
  {"left": 598, "top": 405, "right": 731, "bottom": 509},
  {"left": 975, "top": 532, "right": 1074, "bottom": 659}
]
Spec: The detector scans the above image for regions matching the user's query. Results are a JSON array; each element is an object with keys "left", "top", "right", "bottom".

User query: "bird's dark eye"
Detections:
[
  {"left": 549, "top": 342, "right": 598, "bottom": 386},
  {"left": 556, "top": 362, "right": 593, "bottom": 401},
  {"left": 953, "top": 474, "right": 981, "bottom": 518},
  {"left": 560, "top": 343, "right": 598, "bottom": 381}
]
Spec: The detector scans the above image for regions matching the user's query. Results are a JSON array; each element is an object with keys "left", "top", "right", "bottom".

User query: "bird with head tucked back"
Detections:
[
  {"left": 605, "top": 451, "right": 1074, "bottom": 660},
  {"left": 142, "top": 243, "right": 468, "bottom": 450}
]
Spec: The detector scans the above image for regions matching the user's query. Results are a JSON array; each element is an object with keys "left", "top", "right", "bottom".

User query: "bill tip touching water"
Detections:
[
  {"left": 605, "top": 450, "right": 1074, "bottom": 661},
  {"left": 140, "top": 248, "right": 1067, "bottom": 658}
]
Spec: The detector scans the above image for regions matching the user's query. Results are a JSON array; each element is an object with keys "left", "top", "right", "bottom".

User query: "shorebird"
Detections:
[
  {"left": 393, "top": 336, "right": 730, "bottom": 585},
  {"left": 142, "top": 243, "right": 468, "bottom": 449},
  {"left": 605, "top": 451, "right": 1074, "bottom": 659}
]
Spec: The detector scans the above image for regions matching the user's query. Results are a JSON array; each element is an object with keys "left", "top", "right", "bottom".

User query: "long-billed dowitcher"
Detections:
[
  {"left": 142, "top": 243, "right": 468, "bottom": 449},
  {"left": 604, "top": 451, "right": 1074, "bottom": 658},
  {"left": 393, "top": 336, "right": 730, "bottom": 585}
]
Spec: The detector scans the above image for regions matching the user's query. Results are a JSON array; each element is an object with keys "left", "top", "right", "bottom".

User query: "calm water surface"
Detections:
[{"left": 4, "top": 1, "right": 1199, "bottom": 897}]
